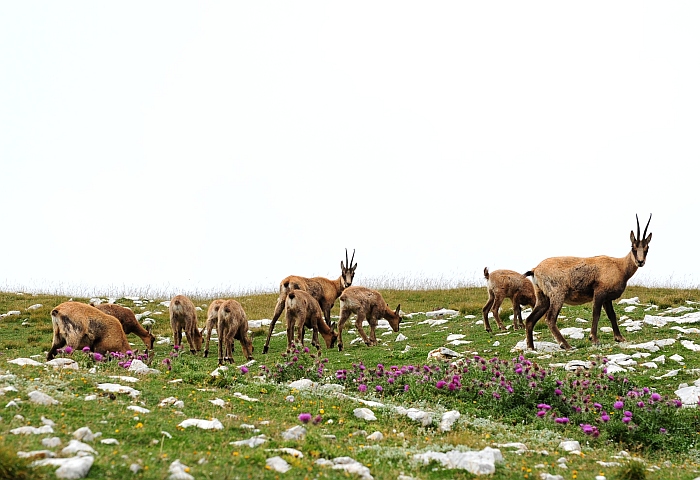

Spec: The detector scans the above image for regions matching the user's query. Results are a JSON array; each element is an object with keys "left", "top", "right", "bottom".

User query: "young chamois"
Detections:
[
  {"left": 93, "top": 303, "right": 156, "bottom": 350},
  {"left": 524, "top": 214, "right": 652, "bottom": 350},
  {"left": 482, "top": 267, "right": 536, "bottom": 332},
  {"left": 217, "top": 299, "right": 254, "bottom": 364},
  {"left": 337, "top": 286, "right": 401, "bottom": 351},
  {"left": 285, "top": 290, "right": 338, "bottom": 352},
  {"left": 169, "top": 295, "right": 203, "bottom": 354},
  {"left": 47, "top": 302, "right": 131, "bottom": 360},
  {"left": 262, "top": 249, "right": 357, "bottom": 354},
  {"left": 201, "top": 299, "right": 225, "bottom": 358}
]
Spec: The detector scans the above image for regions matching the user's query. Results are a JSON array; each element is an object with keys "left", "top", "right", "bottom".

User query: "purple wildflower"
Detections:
[
  {"left": 375, "top": 385, "right": 383, "bottom": 392},
  {"left": 64, "top": 346, "right": 74, "bottom": 355},
  {"left": 436, "top": 380, "right": 447, "bottom": 389},
  {"left": 93, "top": 352, "right": 104, "bottom": 362},
  {"left": 82, "top": 346, "right": 91, "bottom": 353},
  {"left": 613, "top": 401, "right": 624, "bottom": 410},
  {"left": 555, "top": 417, "right": 569, "bottom": 424},
  {"left": 651, "top": 392, "right": 661, "bottom": 402},
  {"left": 240, "top": 365, "right": 249, "bottom": 374},
  {"left": 537, "top": 404, "right": 551, "bottom": 411},
  {"left": 358, "top": 384, "right": 367, "bottom": 392},
  {"left": 298, "top": 413, "right": 312, "bottom": 424},
  {"left": 404, "top": 384, "right": 410, "bottom": 392},
  {"left": 313, "top": 415, "right": 322, "bottom": 425}
]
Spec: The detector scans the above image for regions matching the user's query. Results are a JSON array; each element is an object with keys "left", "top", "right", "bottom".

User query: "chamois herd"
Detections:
[{"left": 47, "top": 215, "right": 653, "bottom": 364}]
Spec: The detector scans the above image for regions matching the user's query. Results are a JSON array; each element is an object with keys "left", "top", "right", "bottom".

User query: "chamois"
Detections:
[
  {"left": 201, "top": 299, "right": 225, "bottom": 358},
  {"left": 482, "top": 267, "right": 536, "bottom": 332},
  {"left": 169, "top": 295, "right": 203, "bottom": 354},
  {"left": 47, "top": 302, "right": 131, "bottom": 360},
  {"left": 524, "top": 214, "right": 652, "bottom": 350},
  {"left": 337, "top": 286, "right": 401, "bottom": 351},
  {"left": 217, "top": 299, "right": 254, "bottom": 364},
  {"left": 262, "top": 249, "right": 357, "bottom": 354},
  {"left": 285, "top": 290, "right": 338, "bottom": 352},
  {"left": 93, "top": 303, "right": 156, "bottom": 350}
]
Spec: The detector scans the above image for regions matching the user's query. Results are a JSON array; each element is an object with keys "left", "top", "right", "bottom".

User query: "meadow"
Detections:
[{"left": 2, "top": 284, "right": 700, "bottom": 479}]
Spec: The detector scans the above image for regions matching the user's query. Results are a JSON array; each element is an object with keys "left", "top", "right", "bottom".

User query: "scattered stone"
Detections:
[
  {"left": 395, "top": 333, "right": 408, "bottom": 342},
  {"left": 315, "top": 456, "right": 373, "bottom": 480},
  {"left": 230, "top": 435, "right": 268, "bottom": 448},
  {"left": 177, "top": 418, "right": 223, "bottom": 430},
  {"left": 413, "top": 447, "right": 503, "bottom": 475},
  {"left": 61, "top": 440, "right": 97, "bottom": 455},
  {"left": 427, "top": 347, "right": 462, "bottom": 361},
  {"left": 159, "top": 397, "right": 184, "bottom": 408},
  {"left": 651, "top": 370, "right": 679, "bottom": 380},
  {"left": 100, "top": 438, "right": 119, "bottom": 445},
  {"left": 511, "top": 340, "right": 563, "bottom": 353},
  {"left": 55, "top": 455, "right": 95, "bottom": 479},
  {"left": 289, "top": 379, "right": 316, "bottom": 390},
  {"left": 11, "top": 425, "right": 54, "bottom": 435},
  {"left": 72, "top": 426, "right": 95, "bottom": 442},
  {"left": 266, "top": 456, "right": 291, "bottom": 473},
  {"left": 168, "top": 459, "right": 194, "bottom": 480},
  {"left": 281, "top": 425, "right": 306, "bottom": 441},
  {"left": 497, "top": 442, "right": 528, "bottom": 454},
  {"left": 439, "top": 410, "right": 460, "bottom": 432},
  {"left": 558, "top": 441, "right": 581, "bottom": 454},
  {"left": 97, "top": 383, "right": 140, "bottom": 398},
  {"left": 42, "top": 437, "right": 62, "bottom": 448},
  {"left": 47, "top": 358, "right": 79, "bottom": 370},
  {"left": 128, "top": 359, "right": 160, "bottom": 375},
  {"left": 127, "top": 405, "right": 151, "bottom": 414},
  {"left": 354, "top": 408, "right": 377, "bottom": 421},
  {"left": 17, "top": 450, "right": 55, "bottom": 459},
  {"left": 7, "top": 358, "right": 43, "bottom": 366},
  {"left": 233, "top": 392, "right": 259, "bottom": 402},
  {"left": 209, "top": 398, "right": 226, "bottom": 407},
  {"left": 28, "top": 391, "right": 59, "bottom": 406},
  {"left": 366, "top": 431, "right": 384, "bottom": 441},
  {"left": 267, "top": 447, "right": 303, "bottom": 458}
]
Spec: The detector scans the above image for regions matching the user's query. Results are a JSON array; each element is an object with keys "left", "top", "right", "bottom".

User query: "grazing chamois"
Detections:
[
  {"left": 217, "top": 299, "right": 254, "bottom": 364},
  {"left": 262, "top": 249, "right": 357, "bottom": 354},
  {"left": 169, "top": 295, "right": 203, "bottom": 354},
  {"left": 48, "top": 302, "right": 131, "bottom": 360},
  {"left": 285, "top": 290, "right": 338, "bottom": 352},
  {"left": 201, "top": 299, "right": 225, "bottom": 358},
  {"left": 482, "top": 267, "right": 536, "bottom": 332},
  {"left": 524, "top": 214, "right": 652, "bottom": 350},
  {"left": 93, "top": 303, "right": 156, "bottom": 350},
  {"left": 337, "top": 286, "right": 401, "bottom": 351}
]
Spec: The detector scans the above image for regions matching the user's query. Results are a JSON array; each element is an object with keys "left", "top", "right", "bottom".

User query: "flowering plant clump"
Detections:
[
  {"left": 56, "top": 345, "right": 149, "bottom": 368},
  {"left": 262, "top": 343, "right": 329, "bottom": 384},
  {"left": 331, "top": 353, "right": 699, "bottom": 452}
]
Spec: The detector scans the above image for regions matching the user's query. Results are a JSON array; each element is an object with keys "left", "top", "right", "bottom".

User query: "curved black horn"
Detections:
[
  {"left": 350, "top": 249, "right": 355, "bottom": 267},
  {"left": 636, "top": 214, "right": 640, "bottom": 241},
  {"left": 345, "top": 248, "right": 349, "bottom": 267},
  {"left": 643, "top": 213, "right": 652, "bottom": 240}
]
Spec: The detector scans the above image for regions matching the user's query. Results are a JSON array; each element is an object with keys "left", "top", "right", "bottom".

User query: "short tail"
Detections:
[
  {"left": 524, "top": 270, "right": 534, "bottom": 277},
  {"left": 483, "top": 267, "right": 489, "bottom": 280}
]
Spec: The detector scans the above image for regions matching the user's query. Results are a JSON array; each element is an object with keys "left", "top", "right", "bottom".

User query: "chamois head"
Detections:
[
  {"left": 340, "top": 248, "right": 358, "bottom": 288},
  {"left": 630, "top": 214, "right": 652, "bottom": 267}
]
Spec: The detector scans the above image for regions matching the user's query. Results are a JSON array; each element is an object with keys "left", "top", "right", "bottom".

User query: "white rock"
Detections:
[
  {"left": 55, "top": 455, "right": 94, "bottom": 479},
  {"left": 413, "top": 447, "right": 503, "bottom": 475},
  {"left": 289, "top": 379, "right": 316, "bottom": 390},
  {"left": 681, "top": 340, "right": 700, "bottom": 352},
  {"left": 84, "top": 395, "right": 97, "bottom": 401},
  {"left": 354, "top": 408, "right": 377, "bottom": 421},
  {"left": 17, "top": 449, "right": 55, "bottom": 459},
  {"left": 511, "top": 340, "right": 562, "bottom": 353},
  {"left": 675, "top": 385, "right": 700, "bottom": 405},
  {"left": 128, "top": 359, "right": 160, "bottom": 375},
  {"left": 559, "top": 327, "right": 585, "bottom": 339},
  {"left": 100, "top": 438, "right": 119, "bottom": 445},
  {"left": 497, "top": 442, "right": 528, "bottom": 454},
  {"left": 492, "top": 341, "right": 500, "bottom": 347},
  {"left": 168, "top": 459, "right": 194, "bottom": 480},
  {"left": 540, "top": 474, "right": 565, "bottom": 480},
  {"left": 233, "top": 392, "right": 259, "bottom": 402},
  {"left": 619, "top": 297, "right": 640, "bottom": 305},
  {"left": 427, "top": 347, "right": 462, "bottom": 361},
  {"left": 266, "top": 456, "right": 292, "bottom": 473},
  {"left": 11, "top": 425, "right": 54, "bottom": 435},
  {"left": 97, "top": 383, "right": 140, "bottom": 397},
  {"left": 366, "top": 431, "right": 384, "bottom": 441},
  {"left": 558, "top": 441, "right": 581, "bottom": 453},
  {"left": 72, "top": 426, "right": 95, "bottom": 442},
  {"left": 439, "top": 410, "right": 460, "bottom": 432},
  {"left": 26, "top": 304, "right": 43, "bottom": 310},
  {"left": 8, "top": 358, "right": 43, "bottom": 366},
  {"left": 652, "top": 355, "right": 666, "bottom": 364},
  {"left": 651, "top": 370, "right": 679, "bottom": 380},
  {"left": 395, "top": 333, "right": 408, "bottom": 342},
  {"left": 426, "top": 308, "right": 458, "bottom": 317},
  {"left": 230, "top": 434, "right": 268, "bottom": 447},
  {"left": 446, "top": 334, "right": 466, "bottom": 341},
  {"left": 42, "top": 437, "right": 62, "bottom": 447},
  {"left": 640, "top": 362, "right": 658, "bottom": 369},
  {"left": 624, "top": 306, "right": 637, "bottom": 312},
  {"left": 315, "top": 456, "right": 374, "bottom": 480},
  {"left": 28, "top": 391, "right": 59, "bottom": 406},
  {"left": 61, "top": 440, "right": 97, "bottom": 455},
  {"left": 670, "top": 354, "right": 685, "bottom": 363},
  {"left": 177, "top": 418, "right": 223, "bottom": 430},
  {"left": 281, "top": 425, "right": 307, "bottom": 441},
  {"left": 395, "top": 406, "right": 433, "bottom": 426},
  {"left": 127, "top": 405, "right": 151, "bottom": 414},
  {"left": 209, "top": 398, "right": 226, "bottom": 407},
  {"left": 270, "top": 447, "right": 303, "bottom": 458},
  {"left": 47, "top": 358, "right": 79, "bottom": 370},
  {"left": 129, "top": 464, "right": 142, "bottom": 474}
]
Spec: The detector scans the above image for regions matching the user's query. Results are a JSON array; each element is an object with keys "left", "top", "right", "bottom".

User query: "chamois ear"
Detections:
[
  {"left": 630, "top": 230, "right": 637, "bottom": 244},
  {"left": 341, "top": 261, "right": 346, "bottom": 270},
  {"left": 395, "top": 304, "right": 401, "bottom": 318},
  {"left": 331, "top": 321, "right": 337, "bottom": 331},
  {"left": 644, "top": 232, "right": 652, "bottom": 244}
]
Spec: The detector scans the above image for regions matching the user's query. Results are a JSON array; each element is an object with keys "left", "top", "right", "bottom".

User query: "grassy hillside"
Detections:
[{"left": 2, "top": 285, "right": 700, "bottom": 479}]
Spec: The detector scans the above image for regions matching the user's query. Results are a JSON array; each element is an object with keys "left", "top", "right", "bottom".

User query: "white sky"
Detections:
[{"left": 2, "top": 2, "right": 699, "bottom": 296}]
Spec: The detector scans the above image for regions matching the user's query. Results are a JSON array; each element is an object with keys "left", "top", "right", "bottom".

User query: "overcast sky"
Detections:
[{"left": 2, "top": 2, "right": 699, "bottom": 297}]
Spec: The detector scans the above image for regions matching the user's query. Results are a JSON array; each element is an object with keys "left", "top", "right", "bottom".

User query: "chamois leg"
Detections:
[
  {"left": 295, "top": 320, "right": 306, "bottom": 348},
  {"left": 490, "top": 294, "right": 507, "bottom": 331},
  {"left": 590, "top": 296, "right": 604, "bottom": 345},
  {"left": 603, "top": 300, "right": 627, "bottom": 343},
  {"left": 512, "top": 297, "right": 524, "bottom": 330},
  {"left": 355, "top": 312, "right": 371, "bottom": 346},
  {"left": 310, "top": 323, "right": 321, "bottom": 351},
  {"left": 544, "top": 299, "right": 570, "bottom": 349},
  {"left": 263, "top": 295, "right": 286, "bottom": 354},
  {"left": 322, "top": 304, "right": 333, "bottom": 329},
  {"left": 285, "top": 314, "right": 296, "bottom": 353},
  {"left": 202, "top": 325, "right": 213, "bottom": 358},
  {"left": 482, "top": 292, "right": 496, "bottom": 332},
  {"left": 217, "top": 324, "right": 225, "bottom": 365},
  {"left": 47, "top": 336, "right": 67, "bottom": 361},
  {"left": 337, "top": 308, "right": 352, "bottom": 352},
  {"left": 525, "top": 293, "right": 550, "bottom": 350}
]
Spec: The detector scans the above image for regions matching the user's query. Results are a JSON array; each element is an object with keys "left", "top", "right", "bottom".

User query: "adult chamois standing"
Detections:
[
  {"left": 524, "top": 214, "right": 652, "bottom": 350},
  {"left": 262, "top": 249, "right": 357, "bottom": 354}
]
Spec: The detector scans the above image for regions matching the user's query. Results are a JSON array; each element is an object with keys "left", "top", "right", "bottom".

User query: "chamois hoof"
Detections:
[
  {"left": 337, "top": 344, "right": 344, "bottom": 352},
  {"left": 614, "top": 336, "right": 627, "bottom": 343},
  {"left": 203, "top": 350, "right": 209, "bottom": 358}
]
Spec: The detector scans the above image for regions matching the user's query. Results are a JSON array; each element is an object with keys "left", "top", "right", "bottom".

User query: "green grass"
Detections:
[{"left": 3, "top": 286, "right": 700, "bottom": 479}]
